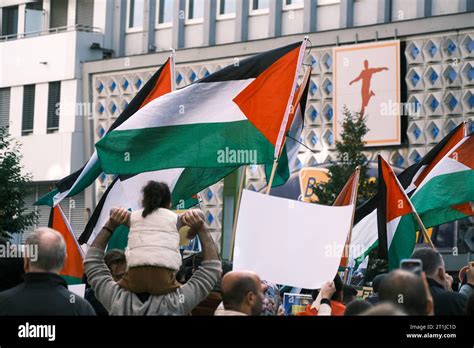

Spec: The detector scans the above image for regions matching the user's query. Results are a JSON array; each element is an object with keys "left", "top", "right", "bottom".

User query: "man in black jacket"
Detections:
[
  {"left": 0, "top": 228, "right": 95, "bottom": 315},
  {"left": 412, "top": 247, "right": 474, "bottom": 315}
]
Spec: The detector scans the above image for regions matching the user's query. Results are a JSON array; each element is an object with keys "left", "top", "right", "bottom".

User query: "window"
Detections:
[
  {"left": 47, "top": 82, "right": 61, "bottom": 133},
  {"left": 128, "top": 0, "right": 144, "bottom": 29},
  {"left": 0, "top": 88, "right": 11, "bottom": 129},
  {"left": 1, "top": 6, "right": 18, "bottom": 37},
  {"left": 76, "top": 0, "right": 94, "bottom": 28},
  {"left": 218, "top": 0, "right": 236, "bottom": 18},
  {"left": 25, "top": 2, "right": 43, "bottom": 35},
  {"left": 50, "top": 0, "right": 68, "bottom": 29},
  {"left": 187, "top": 0, "right": 204, "bottom": 22},
  {"left": 249, "top": 0, "right": 269, "bottom": 15},
  {"left": 157, "top": 0, "right": 173, "bottom": 25},
  {"left": 22, "top": 85, "right": 35, "bottom": 136},
  {"left": 283, "top": 0, "right": 304, "bottom": 10}
]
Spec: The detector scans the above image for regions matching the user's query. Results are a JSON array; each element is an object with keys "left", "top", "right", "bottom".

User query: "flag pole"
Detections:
[
  {"left": 230, "top": 166, "right": 246, "bottom": 261},
  {"left": 343, "top": 166, "right": 361, "bottom": 284},
  {"left": 391, "top": 163, "right": 436, "bottom": 250},
  {"left": 265, "top": 67, "right": 312, "bottom": 194}
]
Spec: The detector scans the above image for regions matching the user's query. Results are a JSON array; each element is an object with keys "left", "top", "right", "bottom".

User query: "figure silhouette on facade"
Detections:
[{"left": 349, "top": 60, "right": 389, "bottom": 116}]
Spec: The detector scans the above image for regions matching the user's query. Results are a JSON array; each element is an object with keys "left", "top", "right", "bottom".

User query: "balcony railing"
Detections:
[{"left": 0, "top": 24, "right": 102, "bottom": 42}]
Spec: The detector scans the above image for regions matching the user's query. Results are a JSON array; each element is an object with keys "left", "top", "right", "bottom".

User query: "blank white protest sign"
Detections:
[{"left": 233, "top": 189, "right": 354, "bottom": 289}]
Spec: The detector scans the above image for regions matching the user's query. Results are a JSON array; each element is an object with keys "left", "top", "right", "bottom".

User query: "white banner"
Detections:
[{"left": 233, "top": 190, "right": 354, "bottom": 289}]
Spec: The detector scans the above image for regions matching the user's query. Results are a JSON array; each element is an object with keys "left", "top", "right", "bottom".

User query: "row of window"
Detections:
[
  {"left": 128, "top": 0, "right": 338, "bottom": 28},
  {"left": 1, "top": 0, "right": 94, "bottom": 38},
  {"left": 0, "top": 83, "right": 60, "bottom": 136}
]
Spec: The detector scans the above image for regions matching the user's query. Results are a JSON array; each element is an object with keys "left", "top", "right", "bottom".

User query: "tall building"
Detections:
[{"left": 1, "top": 0, "right": 473, "bottom": 265}]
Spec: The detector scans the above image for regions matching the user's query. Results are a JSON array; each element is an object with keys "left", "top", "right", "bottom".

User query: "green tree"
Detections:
[
  {"left": 0, "top": 127, "right": 37, "bottom": 240},
  {"left": 312, "top": 106, "right": 376, "bottom": 205}
]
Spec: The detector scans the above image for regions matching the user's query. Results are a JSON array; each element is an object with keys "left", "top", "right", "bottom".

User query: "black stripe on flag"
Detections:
[
  {"left": 198, "top": 41, "right": 302, "bottom": 83},
  {"left": 376, "top": 155, "right": 389, "bottom": 259},
  {"left": 78, "top": 176, "right": 120, "bottom": 244}
]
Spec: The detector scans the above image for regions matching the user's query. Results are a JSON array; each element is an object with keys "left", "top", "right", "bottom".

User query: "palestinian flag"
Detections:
[
  {"left": 377, "top": 155, "right": 417, "bottom": 270},
  {"left": 48, "top": 206, "right": 84, "bottom": 284},
  {"left": 349, "top": 122, "right": 469, "bottom": 267},
  {"left": 35, "top": 55, "right": 175, "bottom": 207},
  {"left": 264, "top": 69, "right": 310, "bottom": 188},
  {"left": 96, "top": 40, "right": 308, "bottom": 175},
  {"left": 333, "top": 167, "right": 360, "bottom": 268},
  {"left": 78, "top": 165, "right": 238, "bottom": 246},
  {"left": 411, "top": 127, "right": 474, "bottom": 226}
]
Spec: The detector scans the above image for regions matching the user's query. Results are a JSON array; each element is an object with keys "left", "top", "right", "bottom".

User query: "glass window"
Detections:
[
  {"left": 25, "top": 2, "right": 43, "bottom": 35},
  {"left": 1, "top": 6, "right": 19, "bottom": 37},
  {"left": 129, "top": 0, "right": 144, "bottom": 28},
  {"left": 188, "top": 0, "right": 204, "bottom": 20},
  {"left": 251, "top": 0, "right": 270, "bottom": 11},
  {"left": 47, "top": 82, "right": 61, "bottom": 133},
  {"left": 218, "top": 0, "right": 236, "bottom": 15},
  {"left": 158, "top": 0, "right": 173, "bottom": 24},
  {"left": 22, "top": 85, "right": 35, "bottom": 136},
  {"left": 284, "top": 0, "right": 304, "bottom": 6}
]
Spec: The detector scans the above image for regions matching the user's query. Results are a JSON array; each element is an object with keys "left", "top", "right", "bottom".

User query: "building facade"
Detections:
[{"left": 1, "top": 0, "right": 473, "bottom": 263}]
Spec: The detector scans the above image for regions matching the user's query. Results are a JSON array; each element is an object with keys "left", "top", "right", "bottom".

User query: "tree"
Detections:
[
  {"left": 312, "top": 106, "right": 376, "bottom": 205},
  {"left": 0, "top": 127, "right": 37, "bottom": 240}
]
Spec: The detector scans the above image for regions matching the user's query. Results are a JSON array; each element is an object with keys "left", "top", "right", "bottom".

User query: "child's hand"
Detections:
[
  {"left": 181, "top": 209, "right": 205, "bottom": 237},
  {"left": 109, "top": 207, "right": 130, "bottom": 228}
]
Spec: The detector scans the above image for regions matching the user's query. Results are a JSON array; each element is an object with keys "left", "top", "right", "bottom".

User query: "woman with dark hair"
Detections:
[{"left": 113, "top": 181, "right": 204, "bottom": 296}]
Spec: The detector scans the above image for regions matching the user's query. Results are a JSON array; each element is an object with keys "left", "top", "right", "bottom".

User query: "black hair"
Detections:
[
  {"left": 222, "top": 276, "right": 259, "bottom": 310},
  {"left": 411, "top": 247, "right": 444, "bottom": 277},
  {"left": 332, "top": 274, "right": 344, "bottom": 302},
  {"left": 342, "top": 284, "right": 358, "bottom": 304},
  {"left": 141, "top": 181, "right": 172, "bottom": 218},
  {"left": 379, "top": 270, "right": 428, "bottom": 315},
  {"left": 344, "top": 299, "right": 373, "bottom": 316},
  {"left": 104, "top": 249, "right": 126, "bottom": 269}
]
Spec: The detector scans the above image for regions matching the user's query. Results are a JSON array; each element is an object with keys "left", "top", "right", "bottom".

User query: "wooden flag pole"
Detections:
[
  {"left": 265, "top": 67, "right": 312, "bottom": 194},
  {"left": 343, "top": 166, "right": 361, "bottom": 284},
  {"left": 230, "top": 166, "right": 247, "bottom": 261}
]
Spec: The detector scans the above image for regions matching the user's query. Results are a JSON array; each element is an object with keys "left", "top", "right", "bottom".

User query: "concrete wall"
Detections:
[{"left": 0, "top": 30, "right": 103, "bottom": 88}]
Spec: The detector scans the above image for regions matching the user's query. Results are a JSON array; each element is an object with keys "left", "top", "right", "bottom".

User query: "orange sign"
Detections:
[{"left": 298, "top": 168, "right": 329, "bottom": 203}]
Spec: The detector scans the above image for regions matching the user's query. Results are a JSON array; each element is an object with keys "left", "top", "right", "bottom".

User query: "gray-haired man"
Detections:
[{"left": 0, "top": 228, "right": 95, "bottom": 315}]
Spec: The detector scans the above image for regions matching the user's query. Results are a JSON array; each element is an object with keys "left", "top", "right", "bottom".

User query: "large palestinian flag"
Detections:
[
  {"left": 377, "top": 155, "right": 417, "bottom": 270},
  {"left": 96, "top": 40, "right": 308, "bottom": 175},
  {"left": 35, "top": 55, "right": 175, "bottom": 207},
  {"left": 349, "top": 122, "right": 470, "bottom": 267},
  {"left": 48, "top": 206, "right": 84, "bottom": 284},
  {"left": 410, "top": 127, "right": 473, "bottom": 226}
]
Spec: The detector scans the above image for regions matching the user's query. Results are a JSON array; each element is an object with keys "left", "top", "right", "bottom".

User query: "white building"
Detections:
[{"left": 1, "top": 0, "right": 473, "bottom": 264}]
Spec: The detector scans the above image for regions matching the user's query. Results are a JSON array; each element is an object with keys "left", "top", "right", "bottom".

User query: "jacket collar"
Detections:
[
  {"left": 24, "top": 272, "right": 68, "bottom": 288},
  {"left": 427, "top": 277, "right": 445, "bottom": 290}
]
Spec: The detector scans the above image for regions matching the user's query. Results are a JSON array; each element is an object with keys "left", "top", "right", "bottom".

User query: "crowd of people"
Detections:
[{"left": 0, "top": 181, "right": 473, "bottom": 317}]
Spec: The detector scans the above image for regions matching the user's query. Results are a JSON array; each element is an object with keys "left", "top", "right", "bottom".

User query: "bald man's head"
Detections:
[
  {"left": 25, "top": 228, "right": 66, "bottom": 274},
  {"left": 379, "top": 269, "right": 429, "bottom": 315},
  {"left": 221, "top": 271, "right": 263, "bottom": 315}
]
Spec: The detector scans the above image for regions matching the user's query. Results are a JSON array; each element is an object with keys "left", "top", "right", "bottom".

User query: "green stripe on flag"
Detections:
[
  {"left": 96, "top": 121, "right": 275, "bottom": 174},
  {"left": 265, "top": 144, "right": 290, "bottom": 188},
  {"left": 172, "top": 166, "right": 238, "bottom": 208},
  {"left": 67, "top": 161, "right": 103, "bottom": 198},
  {"left": 106, "top": 225, "right": 130, "bottom": 251},
  {"left": 421, "top": 205, "right": 471, "bottom": 228},
  {"left": 61, "top": 275, "right": 83, "bottom": 285},
  {"left": 388, "top": 214, "right": 417, "bottom": 270},
  {"left": 411, "top": 170, "right": 474, "bottom": 216},
  {"left": 34, "top": 188, "right": 59, "bottom": 206}
]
